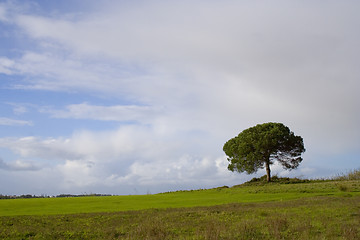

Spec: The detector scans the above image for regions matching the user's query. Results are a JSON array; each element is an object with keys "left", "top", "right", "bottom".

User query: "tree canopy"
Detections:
[{"left": 223, "top": 122, "right": 305, "bottom": 182}]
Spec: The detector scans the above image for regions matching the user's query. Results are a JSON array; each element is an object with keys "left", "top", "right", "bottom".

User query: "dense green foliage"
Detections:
[
  {"left": 0, "top": 180, "right": 359, "bottom": 239},
  {"left": 241, "top": 175, "right": 311, "bottom": 186},
  {"left": 223, "top": 122, "right": 305, "bottom": 181}
]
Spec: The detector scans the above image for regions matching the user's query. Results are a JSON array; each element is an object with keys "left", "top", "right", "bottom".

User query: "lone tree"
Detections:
[{"left": 223, "top": 122, "right": 305, "bottom": 182}]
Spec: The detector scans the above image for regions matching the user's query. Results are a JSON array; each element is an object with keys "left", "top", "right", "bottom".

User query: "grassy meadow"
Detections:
[{"left": 0, "top": 178, "right": 360, "bottom": 239}]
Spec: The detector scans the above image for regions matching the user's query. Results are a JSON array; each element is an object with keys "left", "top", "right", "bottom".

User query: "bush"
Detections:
[
  {"left": 338, "top": 184, "right": 349, "bottom": 192},
  {"left": 242, "top": 175, "right": 310, "bottom": 185}
]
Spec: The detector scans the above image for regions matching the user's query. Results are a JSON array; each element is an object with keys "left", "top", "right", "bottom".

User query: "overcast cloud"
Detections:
[{"left": 0, "top": 0, "right": 359, "bottom": 195}]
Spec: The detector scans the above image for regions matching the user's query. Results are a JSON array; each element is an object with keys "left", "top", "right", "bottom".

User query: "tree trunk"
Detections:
[{"left": 265, "top": 161, "right": 271, "bottom": 182}]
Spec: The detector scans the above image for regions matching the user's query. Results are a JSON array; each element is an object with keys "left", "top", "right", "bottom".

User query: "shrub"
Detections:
[
  {"left": 242, "top": 175, "right": 310, "bottom": 186},
  {"left": 338, "top": 184, "right": 349, "bottom": 192}
]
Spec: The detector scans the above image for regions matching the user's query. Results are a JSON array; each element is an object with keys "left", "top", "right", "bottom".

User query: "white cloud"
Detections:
[
  {"left": 123, "top": 155, "right": 217, "bottom": 185},
  {"left": 4, "top": 51, "right": 126, "bottom": 93},
  {"left": 0, "top": 57, "right": 14, "bottom": 74},
  {"left": 0, "top": 136, "right": 83, "bottom": 160},
  {"left": 0, "top": 2, "right": 8, "bottom": 22},
  {"left": 42, "top": 103, "right": 161, "bottom": 123},
  {"left": 0, "top": 124, "right": 207, "bottom": 164},
  {"left": 0, "top": 158, "right": 40, "bottom": 171},
  {"left": 57, "top": 160, "right": 99, "bottom": 188},
  {"left": 0, "top": 117, "right": 32, "bottom": 126},
  {"left": 7, "top": 103, "right": 29, "bottom": 115},
  {"left": 0, "top": 123, "right": 246, "bottom": 194}
]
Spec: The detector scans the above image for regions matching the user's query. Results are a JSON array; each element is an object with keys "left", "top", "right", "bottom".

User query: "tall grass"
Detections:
[{"left": 333, "top": 168, "right": 360, "bottom": 181}]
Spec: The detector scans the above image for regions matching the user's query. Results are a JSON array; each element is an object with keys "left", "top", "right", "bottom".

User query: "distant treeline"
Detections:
[{"left": 0, "top": 193, "right": 112, "bottom": 199}]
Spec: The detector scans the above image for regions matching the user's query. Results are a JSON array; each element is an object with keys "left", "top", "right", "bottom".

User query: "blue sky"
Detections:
[{"left": 0, "top": 0, "right": 359, "bottom": 195}]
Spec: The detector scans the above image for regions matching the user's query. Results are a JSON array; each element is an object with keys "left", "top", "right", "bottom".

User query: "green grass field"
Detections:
[
  {"left": 1, "top": 179, "right": 360, "bottom": 239},
  {"left": 1, "top": 180, "right": 359, "bottom": 216}
]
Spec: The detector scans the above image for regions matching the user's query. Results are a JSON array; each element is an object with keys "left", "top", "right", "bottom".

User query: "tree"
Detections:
[{"left": 223, "top": 122, "right": 305, "bottom": 182}]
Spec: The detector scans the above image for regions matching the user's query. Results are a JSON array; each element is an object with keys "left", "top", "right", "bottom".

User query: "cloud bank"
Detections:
[{"left": 0, "top": 0, "right": 359, "bottom": 195}]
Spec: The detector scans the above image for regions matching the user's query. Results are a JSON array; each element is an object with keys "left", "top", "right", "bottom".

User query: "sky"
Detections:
[{"left": 0, "top": 0, "right": 359, "bottom": 196}]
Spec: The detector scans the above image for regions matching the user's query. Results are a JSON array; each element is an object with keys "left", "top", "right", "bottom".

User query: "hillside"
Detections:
[
  {"left": 1, "top": 178, "right": 360, "bottom": 239},
  {"left": 0, "top": 179, "right": 359, "bottom": 217},
  {"left": 0, "top": 179, "right": 359, "bottom": 239}
]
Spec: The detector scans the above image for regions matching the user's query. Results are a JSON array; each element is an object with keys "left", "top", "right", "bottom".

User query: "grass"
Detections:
[
  {"left": 1, "top": 180, "right": 360, "bottom": 216},
  {"left": 0, "top": 175, "right": 359, "bottom": 239},
  {"left": 0, "top": 195, "right": 359, "bottom": 239}
]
